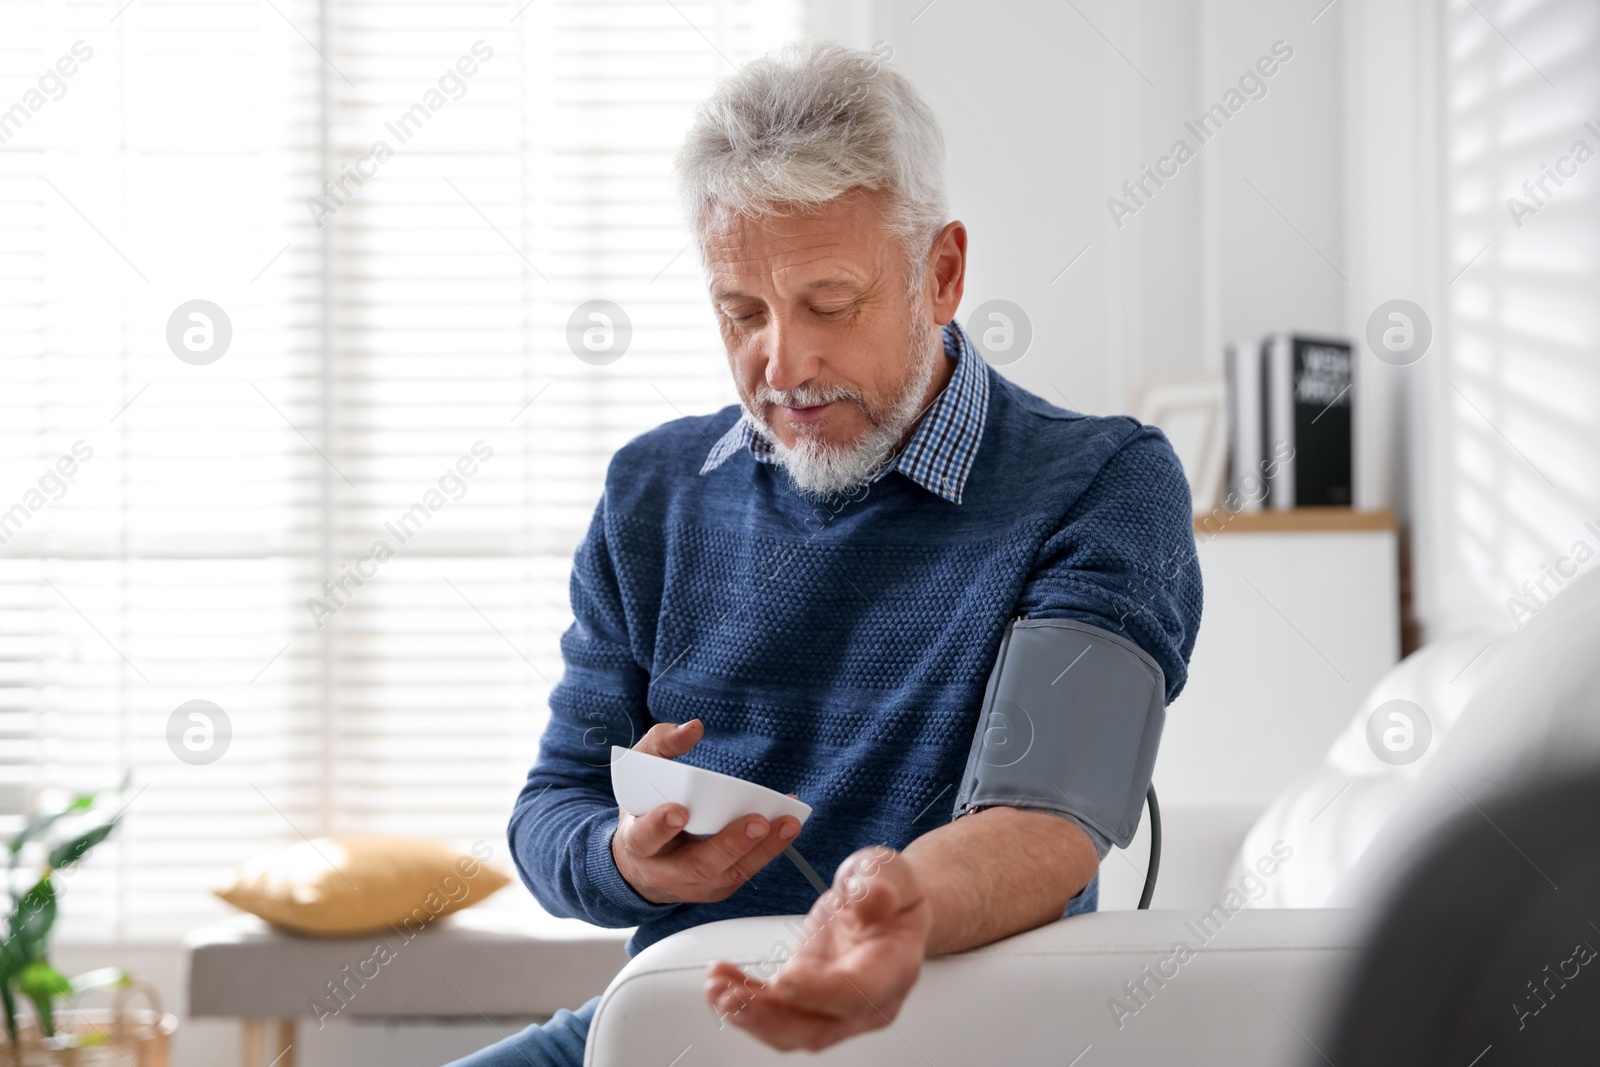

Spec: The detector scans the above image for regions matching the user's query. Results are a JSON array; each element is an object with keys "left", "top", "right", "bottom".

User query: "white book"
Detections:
[
  {"left": 1263, "top": 333, "right": 1297, "bottom": 510},
  {"left": 1224, "top": 341, "right": 1265, "bottom": 513}
]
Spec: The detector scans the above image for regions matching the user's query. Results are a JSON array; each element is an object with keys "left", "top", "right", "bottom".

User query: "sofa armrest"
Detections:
[{"left": 585, "top": 908, "right": 1361, "bottom": 1066}]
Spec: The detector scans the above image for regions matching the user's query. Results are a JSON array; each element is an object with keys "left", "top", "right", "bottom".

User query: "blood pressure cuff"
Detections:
[{"left": 952, "top": 618, "right": 1166, "bottom": 857}]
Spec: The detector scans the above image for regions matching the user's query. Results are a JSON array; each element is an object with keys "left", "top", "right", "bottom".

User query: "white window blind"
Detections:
[
  {"left": 0, "top": 0, "right": 799, "bottom": 942},
  {"left": 1435, "top": 0, "right": 1600, "bottom": 629}
]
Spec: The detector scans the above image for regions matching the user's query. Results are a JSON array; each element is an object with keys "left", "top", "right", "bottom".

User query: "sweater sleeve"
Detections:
[
  {"left": 507, "top": 492, "right": 682, "bottom": 929},
  {"left": 1014, "top": 423, "right": 1203, "bottom": 705}
]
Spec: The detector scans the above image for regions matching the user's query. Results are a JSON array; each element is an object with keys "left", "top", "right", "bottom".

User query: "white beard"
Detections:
[{"left": 743, "top": 305, "right": 943, "bottom": 501}]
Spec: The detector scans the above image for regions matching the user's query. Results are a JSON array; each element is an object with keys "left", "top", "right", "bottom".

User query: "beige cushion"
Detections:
[{"left": 214, "top": 836, "right": 510, "bottom": 937}]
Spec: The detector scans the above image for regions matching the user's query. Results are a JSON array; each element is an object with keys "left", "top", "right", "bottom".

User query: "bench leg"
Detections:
[
  {"left": 242, "top": 1018, "right": 296, "bottom": 1067},
  {"left": 274, "top": 1019, "right": 296, "bottom": 1067},
  {"left": 241, "top": 1020, "right": 264, "bottom": 1067}
]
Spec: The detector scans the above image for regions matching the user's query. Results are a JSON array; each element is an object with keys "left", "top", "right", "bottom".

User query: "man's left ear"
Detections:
[{"left": 926, "top": 220, "right": 967, "bottom": 325}]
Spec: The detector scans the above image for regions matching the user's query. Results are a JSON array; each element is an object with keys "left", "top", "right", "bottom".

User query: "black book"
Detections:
[{"left": 1261, "top": 333, "right": 1353, "bottom": 509}]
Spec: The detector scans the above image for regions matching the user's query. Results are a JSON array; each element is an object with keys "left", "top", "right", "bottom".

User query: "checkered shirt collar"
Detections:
[{"left": 699, "top": 320, "right": 991, "bottom": 505}]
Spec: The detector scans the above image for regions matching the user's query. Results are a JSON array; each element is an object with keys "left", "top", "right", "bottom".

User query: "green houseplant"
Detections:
[{"left": 0, "top": 783, "right": 131, "bottom": 1065}]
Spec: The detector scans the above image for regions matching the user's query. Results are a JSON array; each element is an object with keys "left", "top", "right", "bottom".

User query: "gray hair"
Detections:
[{"left": 675, "top": 40, "right": 949, "bottom": 287}]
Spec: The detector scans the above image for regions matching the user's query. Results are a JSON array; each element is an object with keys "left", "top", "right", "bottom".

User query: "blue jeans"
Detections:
[
  {"left": 443, "top": 995, "right": 600, "bottom": 1067},
  {"left": 1064, "top": 872, "right": 1098, "bottom": 916},
  {"left": 443, "top": 876, "right": 1095, "bottom": 1066}
]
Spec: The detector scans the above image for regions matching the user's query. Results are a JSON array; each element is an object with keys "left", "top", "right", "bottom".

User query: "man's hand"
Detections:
[
  {"left": 703, "top": 845, "right": 933, "bottom": 1051},
  {"left": 611, "top": 719, "right": 802, "bottom": 905}
]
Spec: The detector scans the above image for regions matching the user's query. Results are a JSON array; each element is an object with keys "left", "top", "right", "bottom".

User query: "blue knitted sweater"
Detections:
[{"left": 509, "top": 367, "right": 1203, "bottom": 956}]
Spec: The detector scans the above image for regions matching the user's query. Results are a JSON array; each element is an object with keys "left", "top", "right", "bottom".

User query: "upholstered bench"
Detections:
[{"left": 181, "top": 909, "right": 630, "bottom": 1067}]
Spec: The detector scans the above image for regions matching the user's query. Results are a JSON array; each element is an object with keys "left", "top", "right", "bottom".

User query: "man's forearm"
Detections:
[
  {"left": 508, "top": 774, "right": 678, "bottom": 929},
  {"left": 899, "top": 806, "right": 1098, "bottom": 957}
]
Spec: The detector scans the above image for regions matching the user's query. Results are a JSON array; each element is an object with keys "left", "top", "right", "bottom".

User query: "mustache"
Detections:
[{"left": 752, "top": 382, "right": 864, "bottom": 409}]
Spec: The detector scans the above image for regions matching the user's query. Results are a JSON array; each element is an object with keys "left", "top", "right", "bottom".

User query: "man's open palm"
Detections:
[{"left": 704, "top": 845, "right": 934, "bottom": 1051}]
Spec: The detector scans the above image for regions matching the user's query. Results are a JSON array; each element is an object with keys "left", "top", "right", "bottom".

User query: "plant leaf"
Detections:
[
  {"left": 7, "top": 877, "right": 55, "bottom": 952},
  {"left": 18, "top": 961, "right": 73, "bottom": 1000},
  {"left": 45, "top": 1029, "right": 110, "bottom": 1051},
  {"left": 0, "top": 981, "right": 20, "bottom": 1067},
  {"left": 8, "top": 793, "right": 96, "bottom": 855},
  {"left": 21, "top": 981, "right": 53, "bottom": 1039},
  {"left": 46, "top": 820, "right": 117, "bottom": 872},
  {"left": 0, "top": 931, "right": 22, "bottom": 979},
  {"left": 68, "top": 968, "right": 131, "bottom": 995},
  {"left": 13, "top": 962, "right": 65, "bottom": 1040}
]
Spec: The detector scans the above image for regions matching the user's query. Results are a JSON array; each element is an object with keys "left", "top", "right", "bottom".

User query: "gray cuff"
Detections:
[{"left": 952, "top": 617, "right": 1166, "bottom": 850}]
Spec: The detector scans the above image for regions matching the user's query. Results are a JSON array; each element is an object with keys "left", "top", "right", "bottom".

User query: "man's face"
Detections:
[{"left": 703, "top": 190, "right": 939, "bottom": 464}]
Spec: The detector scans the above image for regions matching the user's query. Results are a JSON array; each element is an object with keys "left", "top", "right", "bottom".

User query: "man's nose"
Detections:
[{"left": 763, "top": 316, "right": 820, "bottom": 394}]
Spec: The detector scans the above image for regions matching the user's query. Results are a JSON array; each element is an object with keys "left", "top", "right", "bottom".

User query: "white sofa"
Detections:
[
  {"left": 585, "top": 908, "right": 1360, "bottom": 1066},
  {"left": 579, "top": 784, "right": 1357, "bottom": 1066},
  {"left": 585, "top": 570, "right": 1600, "bottom": 1065}
]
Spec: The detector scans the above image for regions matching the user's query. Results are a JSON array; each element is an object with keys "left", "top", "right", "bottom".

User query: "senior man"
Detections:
[{"left": 447, "top": 40, "right": 1201, "bottom": 1066}]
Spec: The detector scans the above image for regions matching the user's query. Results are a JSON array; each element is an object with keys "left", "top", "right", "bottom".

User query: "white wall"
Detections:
[
  {"left": 819, "top": 0, "right": 1131, "bottom": 413},
  {"left": 1340, "top": 0, "right": 1431, "bottom": 521},
  {"left": 816, "top": 0, "right": 1352, "bottom": 437}
]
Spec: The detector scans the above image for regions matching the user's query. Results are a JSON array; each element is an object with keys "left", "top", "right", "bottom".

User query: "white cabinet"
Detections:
[
  {"left": 1156, "top": 511, "right": 1401, "bottom": 806},
  {"left": 1099, "top": 511, "right": 1399, "bottom": 909}
]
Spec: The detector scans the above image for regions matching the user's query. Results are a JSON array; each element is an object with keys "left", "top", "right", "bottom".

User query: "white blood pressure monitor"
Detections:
[{"left": 609, "top": 745, "right": 813, "bottom": 836}]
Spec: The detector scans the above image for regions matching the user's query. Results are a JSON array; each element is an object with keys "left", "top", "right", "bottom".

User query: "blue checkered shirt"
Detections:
[{"left": 698, "top": 320, "right": 991, "bottom": 504}]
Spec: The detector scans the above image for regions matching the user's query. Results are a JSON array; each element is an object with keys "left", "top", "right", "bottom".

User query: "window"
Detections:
[
  {"left": 0, "top": 0, "right": 799, "bottom": 941},
  {"left": 1435, "top": 0, "right": 1600, "bottom": 630}
]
